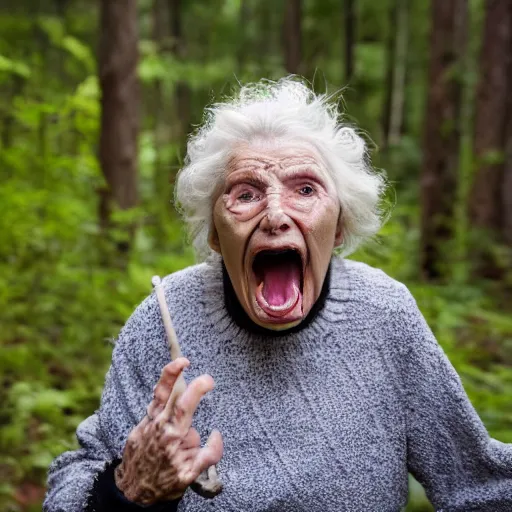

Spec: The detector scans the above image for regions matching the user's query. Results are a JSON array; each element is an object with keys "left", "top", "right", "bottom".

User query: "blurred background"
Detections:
[{"left": 0, "top": 0, "right": 511, "bottom": 510}]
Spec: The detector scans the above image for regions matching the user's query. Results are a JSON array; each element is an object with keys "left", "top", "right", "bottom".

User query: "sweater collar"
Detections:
[
  {"left": 200, "top": 254, "right": 351, "bottom": 341},
  {"left": 222, "top": 262, "right": 331, "bottom": 337}
]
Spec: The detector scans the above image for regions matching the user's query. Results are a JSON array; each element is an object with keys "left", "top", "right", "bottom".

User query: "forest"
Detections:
[{"left": 0, "top": 0, "right": 511, "bottom": 510}]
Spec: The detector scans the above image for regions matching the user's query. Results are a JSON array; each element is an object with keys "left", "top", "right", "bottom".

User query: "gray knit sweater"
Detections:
[{"left": 44, "top": 256, "right": 512, "bottom": 512}]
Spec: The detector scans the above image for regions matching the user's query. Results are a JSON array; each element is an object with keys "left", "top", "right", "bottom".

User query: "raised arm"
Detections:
[
  {"left": 43, "top": 288, "right": 222, "bottom": 512},
  {"left": 43, "top": 294, "right": 168, "bottom": 511},
  {"left": 396, "top": 288, "right": 512, "bottom": 511}
]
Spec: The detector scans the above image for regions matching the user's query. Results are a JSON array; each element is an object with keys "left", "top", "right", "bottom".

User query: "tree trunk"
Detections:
[
  {"left": 504, "top": 107, "right": 512, "bottom": 246},
  {"left": 381, "top": 2, "right": 397, "bottom": 146},
  {"left": 420, "top": 0, "right": 468, "bottom": 280},
  {"left": 169, "top": 0, "right": 190, "bottom": 142},
  {"left": 152, "top": 0, "right": 173, "bottom": 250},
  {"left": 1, "top": 75, "right": 24, "bottom": 149},
  {"left": 469, "top": 1, "right": 512, "bottom": 253},
  {"left": 237, "top": 0, "right": 251, "bottom": 72},
  {"left": 343, "top": 0, "right": 355, "bottom": 83},
  {"left": 382, "top": 0, "right": 409, "bottom": 147},
  {"left": 153, "top": 0, "right": 167, "bottom": 56},
  {"left": 98, "top": 0, "right": 140, "bottom": 252},
  {"left": 283, "top": 0, "right": 302, "bottom": 74},
  {"left": 257, "top": 1, "right": 273, "bottom": 72},
  {"left": 501, "top": 27, "right": 512, "bottom": 247},
  {"left": 152, "top": 0, "right": 167, "bottom": 152}
]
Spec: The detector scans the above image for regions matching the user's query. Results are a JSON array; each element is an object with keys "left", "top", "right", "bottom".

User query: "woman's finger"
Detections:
[
  {"left": 179, "top": 427, "right": 201, "bottom": 449},
  {"left": 169, "top": 374, "right": 214, "bottom": 430},
  {"left": 190, "top": 429, "right": 224, "bottom": 476},
  {"left": 147, "top": 358, "right": 190, "bottom": 419}
]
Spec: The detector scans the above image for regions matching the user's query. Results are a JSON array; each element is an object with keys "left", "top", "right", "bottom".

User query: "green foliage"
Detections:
[
  {"left": 0, "top": 55, "right": 31, "bottom": 78},
  {"left": 0, "top": 1, "right": 510, "bottom": 511}
]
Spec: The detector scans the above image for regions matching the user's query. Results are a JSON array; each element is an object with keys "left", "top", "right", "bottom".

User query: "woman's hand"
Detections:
[{"left": 114, "top": 357, "right": 224, "bottom": 505}]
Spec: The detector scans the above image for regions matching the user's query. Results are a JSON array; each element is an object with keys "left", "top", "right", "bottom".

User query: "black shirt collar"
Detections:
[{"left": 222, "top": 263, "right": 331, "bottom": 337}]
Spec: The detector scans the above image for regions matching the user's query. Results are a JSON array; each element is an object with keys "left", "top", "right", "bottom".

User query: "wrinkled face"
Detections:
[{"left": 210, "top": 141, "right": 342, "bottom": 330}]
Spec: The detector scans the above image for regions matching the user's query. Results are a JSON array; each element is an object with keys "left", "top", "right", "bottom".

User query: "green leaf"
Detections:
[
  {"left": 0, "top": 54, "right": 30, "bottom": 77},
  {"left": 37, "top": 15, "right": 64, "bottom": 43},
  {"left": 62, "top": 36, "right": 94, "bottom": 71}
]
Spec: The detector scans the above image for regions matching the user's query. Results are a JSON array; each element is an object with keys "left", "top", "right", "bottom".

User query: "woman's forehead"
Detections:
[{"left": 226, "top": 141, "right": 330, "bottom": 178}]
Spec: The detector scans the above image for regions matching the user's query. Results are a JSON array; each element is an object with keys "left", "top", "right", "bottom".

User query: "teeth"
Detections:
[
  {"left": 257, "top": 248, "right": 300, "bottom": 257},
  {"left": 256, "top": 282, "right": 299, "bottom": 312}
]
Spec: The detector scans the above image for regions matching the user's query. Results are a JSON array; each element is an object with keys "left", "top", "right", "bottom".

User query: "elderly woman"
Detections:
[{"left": 44, "top": 79, "right": 512, "bottom": 512}]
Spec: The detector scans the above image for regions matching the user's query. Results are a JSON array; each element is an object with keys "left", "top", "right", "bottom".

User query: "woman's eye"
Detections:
[
  {"left": 238, "top": 191, "right": 256, "bottom": 202},
  {"left": 298, "top": 185, "right": 314, "bottom": 196}
]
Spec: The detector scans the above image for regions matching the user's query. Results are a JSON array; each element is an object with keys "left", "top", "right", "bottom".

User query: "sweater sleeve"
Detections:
[
  {"left": 43, "top": 293, "right": 183, "bottom": 512},
  {"left": 86, "top": 459, "right": 180, "bottom": 512},
  {"left": 43, "top": 414, "right": 181, "bottom": 512},
  {"left": 398, "top": 287, "right": 512, "bottom": 512},
  {"left": 43, "top": 413, "right": 113, "bottom": 511}
]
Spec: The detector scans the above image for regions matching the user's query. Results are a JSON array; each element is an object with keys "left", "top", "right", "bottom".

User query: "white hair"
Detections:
[{"left": 175, "top": 77, "right": 388, "bottom": 260}]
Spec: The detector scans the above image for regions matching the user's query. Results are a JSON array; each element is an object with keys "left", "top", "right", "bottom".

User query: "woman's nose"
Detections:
[{"left": 260, "top": 197, "right": 291, "bottom": 234}]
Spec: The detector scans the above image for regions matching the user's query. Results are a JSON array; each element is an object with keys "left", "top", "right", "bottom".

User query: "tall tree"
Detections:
[
  {"left": 152, "top": 0, "right": 173, "bottom": 249},
  {"left": 169, "top": 0, "right": 191, "bottom": 142},
  {"left": 504, "top": 92, "right": 512, "bottom": 246},
  {"left": 1, "top": 75, "right": 24, "bottom": 149},
  {"left": 343, "top": 0, "right": 355, "bottom": 83},
  {"left": 469, "top": 0, "right": 512, "bottom": 263},
  {"left": 283, "top": 0, "right": 302, "bottom": 74},
  {"left": 382, "top": 0, "right": 409, "bottom": 147},
  {"left": 420, "top": 0, "right": 468, "bottom": 280},
  {"left": 151, "top": 0, "right": 169, "bottom": 152},
  {"left": 237, "top": 0, "right": 251, "bottom": 72},
  {"left": 98, "top": 0, "right": 140, "bottom": 252}
]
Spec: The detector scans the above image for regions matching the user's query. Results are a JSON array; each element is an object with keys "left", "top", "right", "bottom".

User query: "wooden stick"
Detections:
[
  {"left": 152, "top": 276, "right": 186, "bottom": 402},
  {"left": 151, "top": 275, "right": 223, "bottom": 498},
  {"left": 152, "top": 276, "right": 182, "bottom": 360}
]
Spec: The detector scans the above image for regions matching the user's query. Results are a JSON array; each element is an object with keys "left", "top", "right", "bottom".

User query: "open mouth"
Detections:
[{"left": 252, "top": 249, "right": 303, "bottom": 319}]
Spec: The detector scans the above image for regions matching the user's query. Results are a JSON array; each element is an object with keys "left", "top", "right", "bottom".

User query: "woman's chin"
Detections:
[
  {"left": 254, "top": 315, "right": 303, "bottom": 331},
  {"left": 263, "top": 319, "right": 303, "bottom": 331},
  {"left": 249, "top": 298, "right": 305, "bottom": 330}
]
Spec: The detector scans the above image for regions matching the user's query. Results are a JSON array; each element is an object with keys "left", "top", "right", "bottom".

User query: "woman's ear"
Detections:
[
  {"left": 334, "top": 209, "right": 343, "bottom": 247},
  {"left": 208, "top": 225, "right": 221, "bottom": 253}
]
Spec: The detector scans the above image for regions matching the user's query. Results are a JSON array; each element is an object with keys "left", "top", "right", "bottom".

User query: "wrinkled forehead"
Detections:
[{"left": 225, "top": 139, "right": 335, "bottom": 185}]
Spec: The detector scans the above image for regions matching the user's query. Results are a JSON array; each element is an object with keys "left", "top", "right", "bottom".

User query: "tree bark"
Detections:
[
  {"left": 169, "top": 0, "right": 190, "bottom": 142},
  {"left": 152, "top": 0, "right": 173, "bottom": 250},
  {"left": 420, "top": 0, "right": 468, "bottom": 280},
  {"left": 1, "top": 75, "right": 24, "bottom": 149},
  {"left": 382, "top": 0, "right": 409, "bottom": 147},
  {"left": 381, "top": 2, "right": 397, "bottom": 146},
  {"left": 283, "top": 0, "right": 302, "bottom": 74},
  {"left": 504, "top": 108, "right": 512, "bottom": 245},
  {"left": 469, "top": 1, "right": 512, "bottom": 244},
  {"left": 152, "top": 0, "right": 167, "bottom": 150},
  {"left": 153, "top": 0, "right": 167, "bottom": 52},
  {"left": 237, "top": 0, "right": 251, "bottom": 72},
  {"left": 343, "top": 0, "right": 355, "bottom": 83},
  {"left": 502, "top": 31, "right": 512, "bottom": 247},
  {"left": 98, "top": 0, "right": 140, "bottom": 251}
]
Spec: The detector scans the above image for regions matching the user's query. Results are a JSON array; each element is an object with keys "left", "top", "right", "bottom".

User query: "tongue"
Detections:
[{"left": 261, "top": 257, "right": 301, "bottom": 306}]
